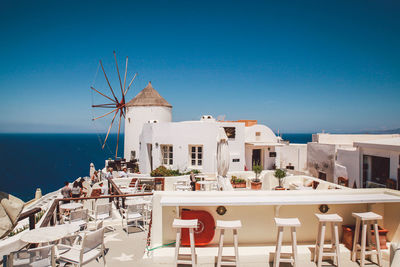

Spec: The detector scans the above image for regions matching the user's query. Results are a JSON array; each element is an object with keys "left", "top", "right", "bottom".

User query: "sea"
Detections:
[{"left": 0, "top": 133, "right": 312, "bottom": 201}]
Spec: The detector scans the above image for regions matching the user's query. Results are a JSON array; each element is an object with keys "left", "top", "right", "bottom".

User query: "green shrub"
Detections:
[
  {"left": 253, "top": 164, "right": 263, "bottom": 182},
  {"left": 231, "top": 176, "right": 246, "bottom": 184},
  {"left": 274, "top": 169, "right": 286, "bottom": 187},
  {"left": 150, "top": 166, "right": 201, "bottom": 177}
]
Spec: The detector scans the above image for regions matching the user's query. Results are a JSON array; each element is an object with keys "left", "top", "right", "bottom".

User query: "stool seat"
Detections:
[
  {"left": 352, "top": 212, "right": 382, "bottom": 221},
  {"left": 274, "top": 218, "right": 301, "bottom": 227},
  {"left": 173, "top": 219, "right": 198, "bottom": 228},
  {"left": 216, "top": 220, "right": 242, "bottom": 229},
  {"left": 315, "top": 213, "right": 343, "bottom": 222}
]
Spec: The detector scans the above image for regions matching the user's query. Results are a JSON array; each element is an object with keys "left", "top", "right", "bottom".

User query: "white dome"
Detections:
[{"left": 245, "top": 124, "right": 278, "bottom": 143}]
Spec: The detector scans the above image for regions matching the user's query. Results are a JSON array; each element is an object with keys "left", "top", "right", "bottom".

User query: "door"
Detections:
[
  {"left": 252, "top": 149, "right": 261, "bottom": 167},
  {"left": 147, "top": 144, "right": 153, "bottom": 171}
]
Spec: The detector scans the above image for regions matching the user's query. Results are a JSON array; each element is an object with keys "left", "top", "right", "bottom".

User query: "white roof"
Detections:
[
  {"left": 354, "top": 137, "right": 400, "bottom": 152},
  {"left": 246, "top": 142, "right": 284, "bottom": 147}
]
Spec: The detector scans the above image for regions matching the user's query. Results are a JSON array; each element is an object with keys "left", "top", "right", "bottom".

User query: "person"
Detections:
[
  {"left": 77, "top": 177, "right": 88, "bottom": 197},
  {"left": 91, "top": 170, "right": 99, "bottom": 185},
  {"left": 105, "top": 167, "right": 113, "bottom": 179},
  {"left": 99, "top": 182, "right": 108, "bottom": 195},
  {"left": 71, "top": 181, "right": 81, "bottom": 200},
  {"left": 61, "top": 181, "right": 72, "bottom": 203},
  {"left": 119, "top": 167, "right": 128, "bottom": 178},
  {"left": 190, "top": 171, "right": 197, "bottom": 191}
]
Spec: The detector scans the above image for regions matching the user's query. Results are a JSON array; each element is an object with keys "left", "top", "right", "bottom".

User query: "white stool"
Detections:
[
  {"left": 273, "top": 218, "right": 301, "bottom": 267},
  {"left": 351, "top": 212, "right": 383, "bottom": 267},
  {"left": 314, "top": 213, "right": 343, "bottom": 267},
  {"left": 173, "top": 219, "right": 198, "bottom": 267},
  {"left": 216, "top": 220, "right": 242, "bottom": 267}
]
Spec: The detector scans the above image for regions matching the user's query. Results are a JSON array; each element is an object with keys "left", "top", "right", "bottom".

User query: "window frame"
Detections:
[
  {"left": 189, "top": 145, "right": 203, "bottom": 167},
  {"left": 160, "top": 145, "right": 173, "bottom": 166}
]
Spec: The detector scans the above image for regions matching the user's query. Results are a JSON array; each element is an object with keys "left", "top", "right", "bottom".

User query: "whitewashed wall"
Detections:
[
  {"left": 124, "top": 106, "right": 172, "bottom": 160},
  {"left": 336, "top": 148, "right": 360, "bottom": 188},
  {"left": 276, "top": 144, "right": 307, "bottom": 172},
  {"left": 307, "top": 142, "right": 336, "bottom": 183}
]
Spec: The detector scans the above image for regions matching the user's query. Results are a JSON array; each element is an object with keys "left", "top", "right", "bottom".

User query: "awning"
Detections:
[{"left": 245, "top": 142, "right": 284, "bottom": 147}]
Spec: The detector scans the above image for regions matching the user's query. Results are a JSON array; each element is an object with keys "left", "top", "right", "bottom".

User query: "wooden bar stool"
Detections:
[
  {"left": 273, "top": 218, "right": 301, "bottom": 267},
  {"left": 314, "top": 213, "right": 343, "bottom": 267},
  {"left": 216, "top": 220, "right": 242, "bottom": 267},
  {"left": 351, "top": 212, "right": 383, "bottom": 267},
  {"left": 173, "top": 218, "right": 198, "bottom": 267}
]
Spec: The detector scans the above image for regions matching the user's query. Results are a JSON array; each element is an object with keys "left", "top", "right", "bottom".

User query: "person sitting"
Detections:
[
  {"left": 99, "top": 182, "right": 108, "bottom": 195},
  {"left": 119, "top": 167, "right": 128, "bottom": 178},
  {"left": 61, "top": 181, "right": 72, "bottom": 204},
  {"left": 91, "top": 170, "right": 99, "bottom": 185},
  {"left": 71, "top": 181, "right": 82, "bottom": 201},
  {"left": 190, "top": 171, "right": 197, "bottom": 191}
]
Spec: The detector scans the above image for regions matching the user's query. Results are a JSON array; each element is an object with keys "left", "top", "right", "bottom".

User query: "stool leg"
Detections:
[
  {"left": 373, "top": 221, "right": 382, "bottom": 266},
  {"left": 233, "top": 229, "right": 240, "bottom": 267},
  {"left": 360, "top": 222, "right": 367, "bottom": 267},
  {"left": 274, "top": 226, "right": 284, "bottom": 267},
  {"left": 317, "top": 222, "right": 326, "bottom": 267},
  {"left": 314, "top": 222, "right": 321, "bottom": 263},
  {"left": 352, "top": 218, "right": 360, "bottom": 262},
  {"left": 189, "top": 228, "right": 196, "bottom": 267},
  {"left": 175, "top": 229, "right": 181, "bottom": 267},
  {"left": 217, "top": 229, "right": 225, "bottom": 267},
  {"left": 333, "top": 223, "right": 341, "bottom": 267},
  {"left": 331, "top": 222, "right": 337, "bottom": 266},
  {"left": 291, "top": 227, "right": 298, "bottom": 267}
]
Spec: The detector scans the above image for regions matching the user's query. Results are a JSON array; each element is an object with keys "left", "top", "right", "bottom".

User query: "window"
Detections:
[
  {"left": 161, "top": 145, "right": 173, "bottom": 166},
  {"left": 190, "top": 145, "right": 203, "bottom": 166},
  {"left": 232, "top": 158, "right": 240, "bottom": 162},
  {"left": 223, "top": 127, "right": 236, "bottom": 139},
  {"left": 255, "top": 132, "right": 261, "bottom": 136}
]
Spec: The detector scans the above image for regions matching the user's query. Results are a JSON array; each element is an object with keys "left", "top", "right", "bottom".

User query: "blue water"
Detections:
[{"left": 0, "top": 133, "right": 311, "bottom": 201}]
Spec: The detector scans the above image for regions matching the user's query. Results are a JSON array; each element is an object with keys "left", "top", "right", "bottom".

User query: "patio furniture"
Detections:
[
  {"left": 273, "top": 218, "right": 301, "bottom": 267},
  {"left": 57, "top": 227, "right": 106, "bottom": 267},
  {"left": 216, "top": 220, "right": 242, "bottom": 267},
  {"left": 20, "top": 224, "right": 80, "bottom": 244},
  {"left": 8, "top": 245, "right": 56, "bottom": 267},
  {"left": 90, "top": 203, "right": 115, "bottom": 231},
  {"left": 70, "top": 209, "right": 89, "bottom": 230},
  {"left": 314, "top": 213, "right": 342, "bottom": 267},
  {"left": 351, "top": 212, "right": 383, "bottom": 267},
  {"left": 173, "top": 219, "right": 198, "bottom": 267},
  {"left": 122, "top": 204, "right": 144, "bottom": 234}
]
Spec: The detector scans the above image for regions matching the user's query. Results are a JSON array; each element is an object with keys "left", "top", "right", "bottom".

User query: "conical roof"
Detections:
[{"left": 126, "top": 82, "right": 172, "bottom": 108}]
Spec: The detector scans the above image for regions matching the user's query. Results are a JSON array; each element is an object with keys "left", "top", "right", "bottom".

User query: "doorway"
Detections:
[{"left": 252, "top": 149, "right": 262, "bottom": 167}]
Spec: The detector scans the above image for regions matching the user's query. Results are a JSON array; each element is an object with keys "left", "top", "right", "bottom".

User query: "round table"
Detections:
[
  {"left": 125, "top": 198, "right": 151, "bottom": 206},
  {"left": 60, "top": 203, "right": 83, "bottom": 211},
  {"left": 21, "top": 224, "right": 80, "bottom": 244}
]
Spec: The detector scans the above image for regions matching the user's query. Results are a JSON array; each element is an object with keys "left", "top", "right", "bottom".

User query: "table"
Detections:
[
  {"left": 21, "top": 224, "right": 80, "bottom": 244},
  {"left": 197, "top": 181, "right": 214, "bottom": 191},
  {"left": 60, "top": 203, "right": 83, "bottom": 211}
]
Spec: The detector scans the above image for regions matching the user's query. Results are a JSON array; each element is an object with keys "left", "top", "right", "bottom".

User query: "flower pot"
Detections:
[
  {"left": 342, "top": 225, "right": 388, "bottom": 250},
  {"left": 195, "top": 183, "right": 201, "bottom": 191},
  {"left": 251, "top": 181, "right": 262, "bottom": 190},
  {"left": 231, "top": 182, "right": 247, "bottom": 188},
  {"left": 274, "top": 186, "right": 286, "bottom": 191}
]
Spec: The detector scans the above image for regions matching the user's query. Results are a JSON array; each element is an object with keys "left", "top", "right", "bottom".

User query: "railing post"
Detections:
[
  {"left": 56, "top": 200, "right": 60, "bottom": 223},
  {"left": 122, "top": 196, "right": 126, "bottom": 209},
  {"left": 28, "top": 214, "right": 35, "bottom": 230}
]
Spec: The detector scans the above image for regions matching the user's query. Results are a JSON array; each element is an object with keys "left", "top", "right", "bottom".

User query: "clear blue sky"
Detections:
[{"left": 0, "top": 0, "right": 399, "bottom": 134}]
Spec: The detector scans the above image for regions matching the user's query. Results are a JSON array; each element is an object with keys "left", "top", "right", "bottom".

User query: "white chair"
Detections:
[
  {"left": 8, "top": 245, "right": 56, "bottom": 267},
  {"left": 90, "top": 203, "right": 115, "bottom": 231},
  {"left": 57, "top": 227, "right": 106, "bottom": 267},
  {"left": 122, "top": 204, "right": 144, "bottom": 234},
  {"left": 173, "top": 219, "right": 198, "bottom": 267},
  {"left": 351, "top": 212, "right": 383, "bottom": 267},
  {"left": 273, "top": 218, "right": 301, "bottom": 267},
  {"left": 70, "top": 209, "right": 89, "bottom": 230},
  {"left": 216, "top": 220, "right": 242, "bottom": 267},
  {"left": 314, "top": 213, "right": 342, "bottom": 267}
]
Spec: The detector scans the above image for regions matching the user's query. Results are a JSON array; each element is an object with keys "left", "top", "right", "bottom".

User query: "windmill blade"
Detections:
[
  {"left": 100, "top": 60, "right": 118, "bottom": 102},
  {"left": 92, "top": 107, "right": 119, "bottom": 121},
  {"left": 123, "top": 57, "right": 128, "bottom": 91},
  {"left": 102, "top": 110, "right": 118, "bottom": 149},
  {"left": 124, "top": 72, "right": 137, "bottom": 96},
  {"left": 91, "top": 87, "right": 117, "bottom": 103},
  {"left": 113, "top": 51, "right": 124, "bottom": 97},
  {"left": 92, "top": 104, "right": 116, "bottom": 108},
  {"left": 115, "top": 112, "right": 122, "bottom": 158}
]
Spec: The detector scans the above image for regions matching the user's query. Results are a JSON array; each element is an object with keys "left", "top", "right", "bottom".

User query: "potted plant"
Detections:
[
  {"left": 231, "top": 176, "right": 247, "bottom": 188},
  {"left": 251, "top": 165, "right": 263, "bottom": 190},
  {"left": 274, "top": 169, "right": 286, "bottom": 190}
]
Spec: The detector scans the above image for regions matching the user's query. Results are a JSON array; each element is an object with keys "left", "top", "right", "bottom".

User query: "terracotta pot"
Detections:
[
  {"left": 251, "top": 181, "right": 262, "bottom": 190},
  {"left": 231, "top": 182, "right": 247, "bottom": 188},
  {"left": 195, "top": 183, "right": 201, "bottom": 191},
  {"left": 274, "top": 187, "right": 286, "bottom": 191},
  {"left": 342, "top": 225, "right": 388, "bottom": 250}
]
